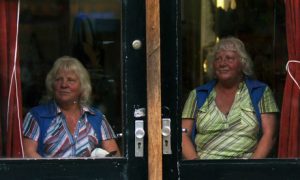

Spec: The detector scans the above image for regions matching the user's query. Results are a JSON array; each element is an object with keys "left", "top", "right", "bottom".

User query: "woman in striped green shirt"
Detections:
[{"left": 182, "top": 37, "right": 279, "bottom": 159}]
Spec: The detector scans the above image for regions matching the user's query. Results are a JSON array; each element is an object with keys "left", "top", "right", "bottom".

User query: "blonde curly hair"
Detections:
[
  {"left": 45, "top": 56, "right": 92, "bottom": 105},
  {"left": 207, "top": 37, "right": 254, "bottom": 79}
]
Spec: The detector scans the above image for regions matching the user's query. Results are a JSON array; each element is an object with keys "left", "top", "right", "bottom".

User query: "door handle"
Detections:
[
  {"left": 132, "top": 39, "right": 142, "bottom": 50},
  {"left": 134, "top": 107, "right": 146, "bottom": 157},
  {"left": 135, "top": 120, "right": 145, "bottom": 157},
  {"left": 162, "top": 118, "right": 172, "bottom": 154}
]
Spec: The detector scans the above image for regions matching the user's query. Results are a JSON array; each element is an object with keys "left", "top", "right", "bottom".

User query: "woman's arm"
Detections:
[
  {"left": 182, "top": 118, "right": 198, "bottom": 160},
  {"left": 23, "top": 137, "right": 42, "bottom": 158},
  {"left": 251, "top": 113, "right": 277, "bottom": 159},
  {"left": 101, "top": 139, "right": 121, "bottom": 156}
]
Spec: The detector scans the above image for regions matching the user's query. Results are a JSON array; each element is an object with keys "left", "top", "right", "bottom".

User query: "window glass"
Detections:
[
  {"left": 19, "top": 0, "right": 123, "bottom": 157},
  {"left": 181, "top": 0, "right": 287, "bottom": 159}
]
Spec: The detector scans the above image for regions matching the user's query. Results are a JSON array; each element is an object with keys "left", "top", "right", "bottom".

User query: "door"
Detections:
[
  {"left": 160, "top": 0, "right": 180, "bottom": 179},
  {"left": 0, "top": 0, "right": 148, "bottom": 179}
]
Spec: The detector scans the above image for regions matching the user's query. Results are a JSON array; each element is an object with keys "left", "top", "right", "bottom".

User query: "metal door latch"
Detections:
[
  {"left": 135, "top": 120, "right": 145, "bottom": 157},
  {"left": 162, "top": 118, "right": 172, "bottom": 154}
]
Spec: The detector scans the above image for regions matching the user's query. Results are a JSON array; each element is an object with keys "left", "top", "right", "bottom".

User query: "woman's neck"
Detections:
[
  {"left": 216, "top": 75, "right": 243, "bottom": 90},
  {"left": 217, "top": 80, "right": 239, "bottom": 90},
  {"left": 58, "top": 101, "right": 81, "bottom": 113}
]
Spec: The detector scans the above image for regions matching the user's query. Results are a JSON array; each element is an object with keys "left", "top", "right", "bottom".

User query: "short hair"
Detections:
[
  {"left": 207, "top": 37, "right": 254, "bottom": 79},
  {"left": 45, "top": 56, "right": 92, "bottom": 105}
]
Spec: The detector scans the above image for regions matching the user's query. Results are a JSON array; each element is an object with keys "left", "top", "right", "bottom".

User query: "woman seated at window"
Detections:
[
  {"left": 23, "top": 56, "right": 120, "bottom": 158},
  {"left": 182, "top": 37, "right": 279, "bottom": 159}
]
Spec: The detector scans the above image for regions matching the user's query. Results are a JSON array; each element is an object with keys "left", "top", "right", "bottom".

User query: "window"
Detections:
[
  {"left": 181, "top": 0, "right": 287, "bottom": 159},
  {"left": 3, "top": 0, "right": 123, "bottom": 158}
]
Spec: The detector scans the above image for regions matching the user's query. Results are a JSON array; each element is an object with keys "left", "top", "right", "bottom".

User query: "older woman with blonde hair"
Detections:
[
  {"left": 23, "top": 56, "right": 120, "bottom": 158},
  {"left": 182, "top": 37, "right": 279, "bottom": 159}
]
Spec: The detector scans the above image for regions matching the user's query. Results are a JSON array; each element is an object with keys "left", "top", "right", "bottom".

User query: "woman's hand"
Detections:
[
  {"left": 101, "top": 139, "right": 121, "bottom": 157},
  {"left": 251, "top": 113, "right": 277, "bottom": 159},
  {"left": 23, "top": 137, "right": 42, "bottom": 158},
  {"left": 182, "top": 118, "right": 198, "bottom": 160}
]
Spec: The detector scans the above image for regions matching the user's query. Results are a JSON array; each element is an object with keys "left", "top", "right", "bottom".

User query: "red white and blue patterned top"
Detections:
[{"left": 23, "top": 104, "right": 117, "bottom": 158}]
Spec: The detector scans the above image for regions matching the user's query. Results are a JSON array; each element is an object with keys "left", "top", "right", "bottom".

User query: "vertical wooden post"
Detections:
[{"left": 146, "top": 0, "right": 162, "bottom": 180}]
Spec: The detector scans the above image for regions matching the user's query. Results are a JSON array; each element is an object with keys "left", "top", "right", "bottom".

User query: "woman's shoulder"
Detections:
[
  {"left": 85, "top": 106, "right": 104, "bottom": 117},
  {"left": 29, "top": 101, "right": 57, "bottom": 117},
  {"left": 192, "top": 80, "right": 217, "bottom": 101},
  {"left": 195, "top": 79, "right": 217, "bottom": 91},
  {"left": 244, "top": 77, "right": 268, "bottom": 88}
]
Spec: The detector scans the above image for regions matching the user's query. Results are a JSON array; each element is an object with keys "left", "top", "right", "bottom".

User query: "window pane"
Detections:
[
  {"left": 181, "top": 0, "right": 287, "bottom": 159},
  {"left": 19, "top": 0, "right": 123, "bottom": 157}
]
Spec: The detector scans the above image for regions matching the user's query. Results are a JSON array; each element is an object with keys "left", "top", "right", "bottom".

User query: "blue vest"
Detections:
[
  {"left": 192, "top": 78, "right": 267, "bottom": 141},
  {"left": 29, "top": 101, "right": 103, "bottom": 156}
]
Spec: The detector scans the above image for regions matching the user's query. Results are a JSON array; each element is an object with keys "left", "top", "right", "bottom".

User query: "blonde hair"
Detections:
[
  {"left": 45, "top": 56, "right": 92, "bottom": 105},
  {"left": 207, "top": 37, "right": 254, "bottom": 79}
]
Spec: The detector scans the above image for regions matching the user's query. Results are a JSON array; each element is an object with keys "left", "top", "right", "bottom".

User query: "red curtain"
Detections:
[
  {"left": 278, "top": 0, "right": 300, "bottom": 158},
  {"left": 0, "top": 0, "right": 23, "bottom": 157}
]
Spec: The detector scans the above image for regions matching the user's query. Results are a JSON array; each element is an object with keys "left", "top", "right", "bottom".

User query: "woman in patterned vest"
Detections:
[
  {"left": 23, "top": 56, "right": 120, "bottom": 158},
  {"left": 182, "top": 37, "right": 279, "bottom": 159}
]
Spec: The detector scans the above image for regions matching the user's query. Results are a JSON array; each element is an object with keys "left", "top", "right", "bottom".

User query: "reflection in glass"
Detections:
[
  {"left": 181, "top": 0, "right": 287, "bottom": 159},
  {"left": 19, "top": 0, "right": 122, "bottom": 157}
]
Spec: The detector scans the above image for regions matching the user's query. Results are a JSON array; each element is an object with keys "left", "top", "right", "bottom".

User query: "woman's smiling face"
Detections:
[
  {"left": 53, "top": 69, "right": 81, "bottom": 105},
  {"left": 213, "top": 50, "right": 243, "bottom": 82}
]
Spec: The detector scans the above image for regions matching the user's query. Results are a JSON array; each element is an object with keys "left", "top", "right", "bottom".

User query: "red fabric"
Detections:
[
  {"left": 0, "top": 0, "right": 23, "bottom": 157},
  {"left": 278, "top": 0, "right": 300, "bottom": 157}
]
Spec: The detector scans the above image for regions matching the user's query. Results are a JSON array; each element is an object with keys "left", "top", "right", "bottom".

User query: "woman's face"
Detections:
[
  {"left": 53, "top": 69, "right": 81, "bottom": 106},
  {"left": 213, "top": 50, "right": 243, "bottom": 82}
]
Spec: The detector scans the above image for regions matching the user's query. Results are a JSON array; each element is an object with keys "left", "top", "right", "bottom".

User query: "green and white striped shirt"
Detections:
[{"left": 182, "top": 81, "right": 279, "bottom": 159}]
